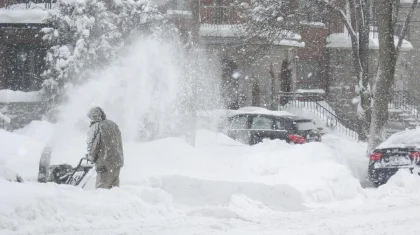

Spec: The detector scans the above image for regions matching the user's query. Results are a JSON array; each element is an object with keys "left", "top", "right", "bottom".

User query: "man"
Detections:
[{"left": 86, "top": 107, "right": 124, "bottom": 189}]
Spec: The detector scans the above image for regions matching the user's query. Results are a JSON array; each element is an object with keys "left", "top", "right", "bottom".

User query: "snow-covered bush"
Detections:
[{"left": 41, "top": 0, "right": 165, "bottom": 109}]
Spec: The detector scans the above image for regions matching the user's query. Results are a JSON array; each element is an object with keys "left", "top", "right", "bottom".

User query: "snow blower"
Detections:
[{"left": 38, "top": 147, "right": 95, "bottom": 188}]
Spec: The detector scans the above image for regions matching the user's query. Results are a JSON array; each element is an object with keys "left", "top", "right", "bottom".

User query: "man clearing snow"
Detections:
[{"left": 87, "top": 107, "right": 124, "bottom": 189}]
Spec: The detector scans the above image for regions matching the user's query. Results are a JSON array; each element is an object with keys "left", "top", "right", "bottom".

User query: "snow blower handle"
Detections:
[
  {"left": 84, "top": 154, "right": 93, "bottom": 163},
  {"left": 81, "top": 157, "right": 93, "bottom": 166}
]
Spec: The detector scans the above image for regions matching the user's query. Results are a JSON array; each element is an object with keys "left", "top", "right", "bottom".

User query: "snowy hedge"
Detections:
[{"left": 41, "top": 0, "right": 166, "bottom": 108}]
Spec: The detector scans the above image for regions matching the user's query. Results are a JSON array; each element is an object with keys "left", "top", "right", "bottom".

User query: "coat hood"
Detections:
[{"left": 88, "top": 107, "right": 107, "bottom": 122}]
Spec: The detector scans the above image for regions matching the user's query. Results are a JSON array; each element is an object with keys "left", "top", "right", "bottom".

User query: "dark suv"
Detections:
[{"left": 221, "top": 113, "right": 321, "bottom": 145}]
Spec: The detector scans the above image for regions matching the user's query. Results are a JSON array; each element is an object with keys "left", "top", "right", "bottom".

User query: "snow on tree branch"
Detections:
[
  {"left": 236, "top": 0, "right": 299, "bottom": 44},
  {"left": 41, "top": 0, "right": 168, "bottom": 108}
]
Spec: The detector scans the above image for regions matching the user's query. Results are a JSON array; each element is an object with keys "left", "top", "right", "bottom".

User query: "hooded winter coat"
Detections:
[{"left": 87, "top": 107, "right": 124, "bottom": 171}]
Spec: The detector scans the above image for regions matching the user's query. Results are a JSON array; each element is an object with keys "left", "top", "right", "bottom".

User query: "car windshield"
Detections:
[{"left": 295, "top": 120, "right": 316, "bottom": 131}]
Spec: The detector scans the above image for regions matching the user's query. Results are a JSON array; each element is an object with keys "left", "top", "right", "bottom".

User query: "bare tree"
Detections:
[
  {"left": 368, "top": 0, "right": 418, "bottom": 152},
  {"left": 318, "top": 0, "right": 371, "bottom": 141}
]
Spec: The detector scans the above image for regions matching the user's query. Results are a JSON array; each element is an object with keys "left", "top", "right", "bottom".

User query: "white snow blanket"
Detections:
[
  {"left": 377, "top": 128, "right": 420, "bottom": 149},
  {"left": 0, "top": 90, "right": 41, "bottom": 103},
  {"left": 1, "top": 124, "right": 420, "bottom": 234}
]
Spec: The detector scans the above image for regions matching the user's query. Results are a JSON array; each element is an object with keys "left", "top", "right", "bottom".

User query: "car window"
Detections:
[
  {"left": 251, "top": 116, "right": 273, "bottom": 130},
  {"left": 230, "top": 116, "right": 248, "bottom": 129},
  {"left": 274, "top": 120, "right": 286, "bottom": 130},
  {"left": 296, "top": 120, "right": 316, "bottom": 130}
]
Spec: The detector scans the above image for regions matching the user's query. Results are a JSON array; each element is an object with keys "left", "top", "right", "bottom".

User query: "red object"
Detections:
[
  {"left": 409, "top": 152, "right": 420, "bottom": 159},
  {"left": 370, "top": 152, "right": 383, "bottom": 161},
  {"left": 289, "top": 134, "right": 306, "bottom": 144}
]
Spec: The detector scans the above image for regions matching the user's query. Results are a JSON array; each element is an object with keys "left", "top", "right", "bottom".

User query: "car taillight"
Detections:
[
  {"left": 289, "top": 134, "right": 306, "bottom": 144},
  {"left": 369, "top": 152, "right": 382, "bottom": 161},
  {"left": 409, "top": 152, "right": 420, "bottom": 159}
]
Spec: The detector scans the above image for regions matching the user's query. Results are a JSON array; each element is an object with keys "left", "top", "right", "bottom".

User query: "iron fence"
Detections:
[
  {"left": 390, "top": 90, "right": 420, "bottom": 123},
  {"left": 200, "top": 6, "right": 242, "bottom": 26},
  {"left": 276, "top": 92, "right": 359, "bottom": 140},
  {"left": 5, "top": 0, "right": 54, "bottom": 9}
]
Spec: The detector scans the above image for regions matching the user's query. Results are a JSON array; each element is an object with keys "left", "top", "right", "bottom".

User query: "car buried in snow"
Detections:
[
  {"left": 368, "top": 129, "right": 420, "bottom": 187},
  {"left": 220, "top": 108, "right": 321, "bottom": 145}
]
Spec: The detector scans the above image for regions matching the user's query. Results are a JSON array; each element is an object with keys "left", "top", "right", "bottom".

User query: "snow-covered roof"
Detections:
[
  {"left": 296, "top": 89, "right": 325, "bottom": 94},
  {"left": 300, "top": 21, "right": 326, "bottom": 28},
  {"left": 400, "top": 0, "right": 420, "bottom": 4},
  {"left": 200, "top": 24, "right": 305, "bottom": 48},
  {"left": 0, "top": 3, "right": 55, "bottom": 24},
  {"left": 166, "top": 9, "right": 192, "bottom": 16},
  {"left": 0, "top": 90, "right": 41, "bottom": 103},
  {"left": 377, "top": 128, "right": 420, "bottom": 149},
  {"left": 327, "top": 32, "right": 413, "bottom": 51}
]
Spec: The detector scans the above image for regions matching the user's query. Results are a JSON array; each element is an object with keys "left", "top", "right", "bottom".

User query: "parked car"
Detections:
[
  {"left": 221, "top": 110, "right": 321, "bottom": 145},
  {"left": 368, "top": 129, "right": 420, "bottom": 187}
]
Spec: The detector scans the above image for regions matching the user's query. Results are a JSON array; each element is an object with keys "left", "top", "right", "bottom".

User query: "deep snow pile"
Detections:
[
  {"left": 2, "top": 125, "right": 420, "bottom": 234},
  {"left": 0, "top": 125, "right": 371, "bottom": 234},
  {"left": 0, "top": 179, "right": 180, "bottom": 234},
  {"left": 377, "top": 127, "right": 420, "bottom": 149},
  {"left": 2, "top": 124, "right": 367, "bottom": 205}
]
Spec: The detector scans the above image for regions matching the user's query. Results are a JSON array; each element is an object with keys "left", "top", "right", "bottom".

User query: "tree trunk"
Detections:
[
  {"left": 269, "top": 63, "right": 279, "bottom": 110},
  {"left": 184, "top": 0, "right": 200, "bottom": 147},
  {"left": 356, "top": 0, "right": 371, "bottom": 142},
  {"left": 368, "top": 0, "right": 396, "bottom": 153}
]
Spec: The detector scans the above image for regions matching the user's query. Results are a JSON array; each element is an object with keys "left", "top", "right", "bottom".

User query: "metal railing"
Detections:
[
  {"left": 276, "top": 92, "right": 359, "bottom": 140},
  {"left": 200, "top": 6, "right": 242, "bottom": 25},
  {"left": 389, "top": 90, "right": 420, "bottom": 124},
  {"left": 5, "top": 0, "right": 54, "bottom": 9}
]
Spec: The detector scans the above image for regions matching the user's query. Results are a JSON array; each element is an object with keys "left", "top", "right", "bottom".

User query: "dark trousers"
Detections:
[{"left": 96, "top": 168, "right": 120, "bottom": 189}]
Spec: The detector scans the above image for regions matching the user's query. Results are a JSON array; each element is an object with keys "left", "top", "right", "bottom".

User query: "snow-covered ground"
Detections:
[{"left": 1, "top": 123, "right": 420, "bottom": 235}]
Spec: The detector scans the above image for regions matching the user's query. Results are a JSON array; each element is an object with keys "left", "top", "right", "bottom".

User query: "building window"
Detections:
[{"left": 4, "top": 45, "right": 46, "bottom": 92}]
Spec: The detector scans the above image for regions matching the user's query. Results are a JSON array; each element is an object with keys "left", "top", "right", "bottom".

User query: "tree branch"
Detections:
[
  {"left": 393, "top": 0, "right": 401, "bottom": 28},
  {"left": 396, "top": 0, "right": 419, "bottom": 57},
  {"left": 319, "top": 0, "right": 363, "bottom": 77}
]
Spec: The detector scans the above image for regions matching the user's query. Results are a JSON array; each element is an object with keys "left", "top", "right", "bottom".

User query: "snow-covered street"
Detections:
[{"left": 1, "top": 124, "right": 420, "bottom": 235}]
